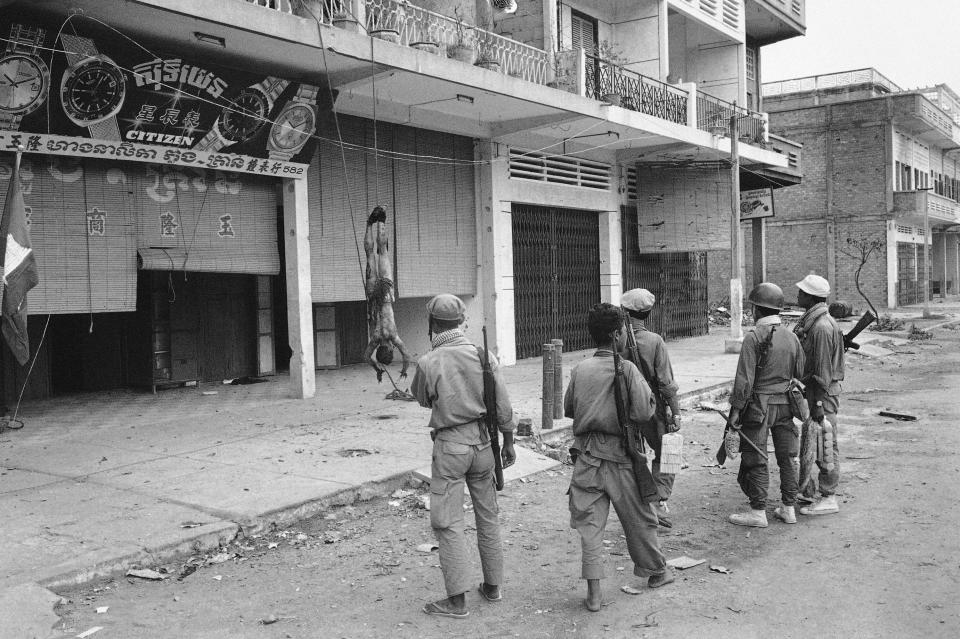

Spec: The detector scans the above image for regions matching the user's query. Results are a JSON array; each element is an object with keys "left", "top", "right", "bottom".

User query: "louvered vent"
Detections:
[
  {"left": 509, "top": 149, "right": 612, "bottom": 190},
  {"left": 721, "top": 0, "right": 740, "bottom": 29},
  {"left": 626, "top": 166, "right": 638, "bottom": 200}
]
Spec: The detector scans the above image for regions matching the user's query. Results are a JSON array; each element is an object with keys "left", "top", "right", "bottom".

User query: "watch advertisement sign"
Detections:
[
  {"left": 739, "top": 188, "right": 775, "bottom": 221},
  {"left": 0, "top": 12, "right": 321, "bottom": 178}
]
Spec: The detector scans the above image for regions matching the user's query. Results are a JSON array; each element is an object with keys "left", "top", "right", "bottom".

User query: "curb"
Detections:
[{"left": 36, "top": 472, "right": 419, "bottom": 592}]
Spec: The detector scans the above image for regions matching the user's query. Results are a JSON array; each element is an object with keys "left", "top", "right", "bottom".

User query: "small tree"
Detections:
[{"left": 840, "top": 235, "right": 884, "bottom": 318}]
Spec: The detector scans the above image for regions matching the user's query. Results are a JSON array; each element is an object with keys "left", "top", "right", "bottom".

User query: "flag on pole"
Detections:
[{"left": 0, "top": 158, "right": 39, "bottom": 365}]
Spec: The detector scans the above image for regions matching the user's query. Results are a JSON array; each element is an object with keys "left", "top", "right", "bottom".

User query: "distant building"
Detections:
[{"left": 762, "top": 69, "right": 960, "bottom": 309}]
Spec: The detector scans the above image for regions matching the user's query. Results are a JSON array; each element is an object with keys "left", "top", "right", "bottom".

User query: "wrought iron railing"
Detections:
[
  {"left": 696, "top": 92, "right": 766, "bottom": 143},
  {"left": 583, "top": 53, "right": 688, "bottom": 125},
  {"left": 360, "top": 0, "right": 549, "bottom": 83}
]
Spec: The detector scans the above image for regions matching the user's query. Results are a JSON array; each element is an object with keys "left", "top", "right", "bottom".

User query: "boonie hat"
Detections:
[
  {"left": 426, "top": 294, "right": 466, "bottom": 321},
  {"left": 621, "top": 288, "right": 655, "bottom": 313},
  {"left": 795, "top": 274, "right": 830, "bottom": 297}
]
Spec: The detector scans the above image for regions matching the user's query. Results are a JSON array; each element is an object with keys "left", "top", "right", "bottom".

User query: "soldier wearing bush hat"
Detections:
[
  {"left": 793, "top": 274, "right": 845, "bottom": 516},
  {"left": 618, "top": 288, "right": 681, "bottom": 528},
  {"left": 411, "top": 293, "right": 517, "bottom": 618}
]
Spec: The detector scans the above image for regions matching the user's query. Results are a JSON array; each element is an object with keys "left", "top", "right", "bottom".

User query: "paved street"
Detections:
[{"left": 41, "top": 317, "right": 960, "bottom": 638}]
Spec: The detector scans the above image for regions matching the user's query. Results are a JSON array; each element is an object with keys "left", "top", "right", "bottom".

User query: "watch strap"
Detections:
[
  {"left": 89, "top": 118, "right": 121, "bottom": 142},
  {"left": 254, "top": 77, "right": 290, "bottom": 104},
  {"left": 294, "top": 83, "right": 319, "bottom": 104},
  {"left": 60, "top": 33, "right": 99, "bottom": 66},
  {"left": 7, "top": 24, "right": 46, "bottom": 54},
  {"left": 195, "top": 124, "right": 227, "bottom": 152}
]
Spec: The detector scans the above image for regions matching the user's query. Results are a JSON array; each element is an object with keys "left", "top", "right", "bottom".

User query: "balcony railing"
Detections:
[
  {"left": 583, "top": 54, "right": 688, "bottom": 126},
  {"left": 244, "top": 0, "right": 294, "bottom": 13},
  {"left": 763, "top": 68, "right": 901, "bottom": 97},
  {"left": 893, "top": 191, "right": 960, "bottom": 224},
  {"left": 361, "top": 0, "right": 549, "bottom": 83},
  {"left": 696, "top": 92, "right": 766, "bottom": 144}
]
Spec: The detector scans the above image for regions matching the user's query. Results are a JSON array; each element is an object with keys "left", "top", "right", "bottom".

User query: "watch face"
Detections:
[
  {"left": 270, "top": 104, "right": 316, "bottom": 151},
  {"left": 0, "top": 54, "right": 49, "bottom": 114},
  {"left": 60, "top": 57, "right": 126, "bottom": 124},
  {"left": 220, "top": 89, "right": 268, "bottom": 142}
]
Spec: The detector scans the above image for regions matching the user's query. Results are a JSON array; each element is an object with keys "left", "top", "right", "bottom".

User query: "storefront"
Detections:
[{"left": 0, "top": 11, "right": 320, "bottom": 399}]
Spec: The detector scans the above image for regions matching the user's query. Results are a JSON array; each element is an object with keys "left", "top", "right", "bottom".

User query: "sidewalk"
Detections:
[{"left": 2, "top": 311, "right": 957, "bottom": 598}]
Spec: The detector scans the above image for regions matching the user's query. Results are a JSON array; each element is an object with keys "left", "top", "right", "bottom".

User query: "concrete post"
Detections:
[
  {"left": 599, "top": 210, "right": 622, "bottom": 304},
  {"left": 725, "top": 108, "right": 743, "bottom": 353},
  {"left": 542, "top": 344, "right": 555, "bottom": 430},
  {"left": 751, "top": 217, "right": 766, "bottom": 288},
  {"left": 282, "top": 177, "right": 316, "bottom": 399},
  {"left": 475, "top": 141, "right": 516, "bottom": 365},
  {"left": 551, "top": 339, "right": 563, "bottom": 419}
]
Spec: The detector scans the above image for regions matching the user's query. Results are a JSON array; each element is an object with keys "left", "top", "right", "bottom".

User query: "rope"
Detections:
[{"left": 382, "top": 368, "right": 415, "bottom": 401}]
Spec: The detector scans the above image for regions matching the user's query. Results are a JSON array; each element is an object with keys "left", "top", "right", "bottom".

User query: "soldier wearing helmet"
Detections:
[
  {"left": 411, "top": 294, "right": 517, "bottom": 618},
  {"left": 727, "top": 282, "right": 806, "bottom": 528}
]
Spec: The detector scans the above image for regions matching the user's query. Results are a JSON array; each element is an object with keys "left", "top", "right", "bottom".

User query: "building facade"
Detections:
[
  {"left": 763, "top": 69, "right": 960, "bottom": 310},
  {"left": 0, "top": 0, "right": 805, "bottom": 402}
]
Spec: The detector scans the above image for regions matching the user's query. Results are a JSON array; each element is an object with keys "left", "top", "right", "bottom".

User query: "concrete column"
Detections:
[
  {"left": 658, "top": 0, "right": 669, "bottom": 79},
  {"left": 599, "top": 210, "right": 622, "bottom": 304},
  {"left": 681, "top": 82, "right": 697, "bottom": 128},
  {"left": 751, "top": 217, "right": 766, "bottom": 287},
  {"left": 282, "top": 177, "right": 316, "bottom": 399},
  {"left": 886, "top": 220, "right": 898, "bottom": 308},
  {"left": 476, "top": 141, "right": 516, "bottom": 365}
]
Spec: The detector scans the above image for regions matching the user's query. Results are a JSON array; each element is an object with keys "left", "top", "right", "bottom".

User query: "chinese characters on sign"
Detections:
[{"left": 86, "top": 208, "right": 106, "bottom": 236}]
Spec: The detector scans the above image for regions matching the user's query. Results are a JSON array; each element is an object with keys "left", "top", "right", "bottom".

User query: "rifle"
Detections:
[
  {"left": 621, "top": 311, "right": 674, "bottom": 431},
  {"left": 480, "top": 327, "right": 504, "bottom": 491},
  {"left": 843, "top": 310, "right": 876, "bottom": 351},
  {"left": 612, "top": 351, "right": 660, "bottom": 504}
]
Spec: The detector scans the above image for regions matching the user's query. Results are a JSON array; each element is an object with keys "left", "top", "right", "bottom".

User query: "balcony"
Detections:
[
  {"left": 583, "top": 54, "right": 689, "bottom": 126},
  {"left": 893, "top": 191, "right": 960, "bottom": 226},
  {"left": 891, "top": 93, "right": 960, "bottom": 149},
  {"left": 696, "top": 93, "right": 766, "bottom": 144},
  {"left": 744, "top": 0, "right": 806, "bottom": 45}
]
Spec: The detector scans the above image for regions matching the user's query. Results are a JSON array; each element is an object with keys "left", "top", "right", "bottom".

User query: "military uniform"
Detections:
[
  {"left": 730, "top": 315, "right": 805, "bottom": 509},
  {"left": 564, "top": 350, "right": 667, "bottom": 580},
  {"left": 622, "top": 317, "right": 680, "bottom": 502},
  {"left": 411, "top": 303, "right": 515, "bottom": 601},
  {"left": 794, "top": 301, "right": 844, "bottom": 499}
]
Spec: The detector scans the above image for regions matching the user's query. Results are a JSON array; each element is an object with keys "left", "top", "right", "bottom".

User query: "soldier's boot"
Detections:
[
  {"left": 799, "top": 495, "right": 839, "bottom": 516},
  {"left": 773, "top": 505, "right": 797, "bottom": 524},
  {"left": 728, "top": 509, "right": 768, "bottom": 527}
]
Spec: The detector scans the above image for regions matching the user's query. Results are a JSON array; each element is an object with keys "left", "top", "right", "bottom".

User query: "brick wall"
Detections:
[{"left": 763, "top": 99, "right": 895, "bottom": 309}]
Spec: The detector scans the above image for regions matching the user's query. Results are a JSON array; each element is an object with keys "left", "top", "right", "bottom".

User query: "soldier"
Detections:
[
  {"left": 727, "top": 283, "right": 805, "bottom": 527},
  {"left": 619, "top": 288, "right": 682, "bottom": 527},
  {"left": 794, "top": 274, "right": 844, "bottom": 516},
  {"left": 565, "top": 303, "right": 673, "bottom": 613},
  {"left": 411, "top": 294, "right": 517, "bottom": 618}
]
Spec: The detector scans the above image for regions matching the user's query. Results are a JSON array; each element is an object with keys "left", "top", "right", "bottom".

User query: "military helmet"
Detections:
[{"left": 747, "top": 282, "right": 784, "bottom": 310}]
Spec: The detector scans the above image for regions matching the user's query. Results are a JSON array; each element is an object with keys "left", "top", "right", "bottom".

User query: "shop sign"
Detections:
[
  {"left": 739, "top": 188, "right": 775, "bottom": 221},
  {"left": 0, "top": 13, "right": 321, "bottom": 178}
]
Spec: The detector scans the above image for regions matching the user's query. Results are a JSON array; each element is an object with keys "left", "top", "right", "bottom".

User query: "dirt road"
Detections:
[{"left": 54, "top": 328, "right": 960, "bottom": 638}]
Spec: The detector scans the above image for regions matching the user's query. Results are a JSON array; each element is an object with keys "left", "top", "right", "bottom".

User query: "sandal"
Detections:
[
  {"left": 478, "top": 582, "right": 502, "bottom": 602},
  {"left": 422, "top": 601, "right": 469, "bottom": 618}
]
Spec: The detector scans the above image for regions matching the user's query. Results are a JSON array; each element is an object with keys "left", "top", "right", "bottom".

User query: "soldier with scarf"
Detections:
[{"left": 793, "top": 274, "right": 845, "bottom": 516}]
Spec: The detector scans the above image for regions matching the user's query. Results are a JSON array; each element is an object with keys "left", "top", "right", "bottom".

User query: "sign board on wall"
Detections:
[
  {"left": 0, "top": 13, "right": 321, "bottom": 178},
  {"left": 739, "top": 188, "right": 775, "bottom": 221}
]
